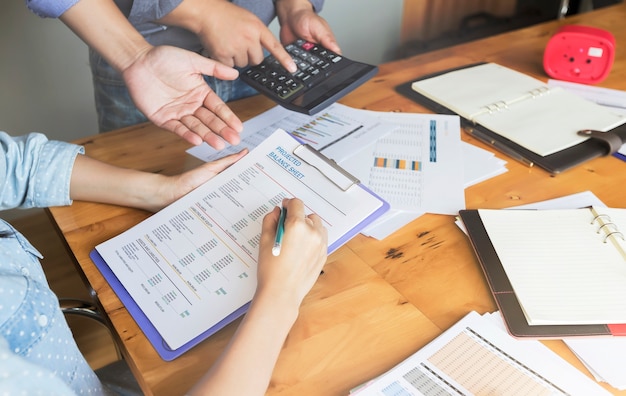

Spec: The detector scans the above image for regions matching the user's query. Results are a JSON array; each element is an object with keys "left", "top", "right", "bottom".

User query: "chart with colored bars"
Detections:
[
  {"left": 352, "top": 311, "right": 609, "bottom": 396},
  {"left": 364, "top": 120, "right": 432, "bottom": 210},
  {"left": 373, "top": 157, "right": 421, "bottom": 171}
]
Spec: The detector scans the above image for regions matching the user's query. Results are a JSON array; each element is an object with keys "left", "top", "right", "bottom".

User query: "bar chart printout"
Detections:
[{"left": 351, "top": 311, "right": 611, "bottom": 396}]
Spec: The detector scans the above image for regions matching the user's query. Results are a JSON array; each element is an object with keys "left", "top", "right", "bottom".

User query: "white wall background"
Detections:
[{"left": 1, "top": 2, "right": 98, "bottom": 141}]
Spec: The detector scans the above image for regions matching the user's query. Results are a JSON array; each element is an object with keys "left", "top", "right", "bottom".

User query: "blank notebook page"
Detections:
[{"left": 477, "top": 207, "right": 626, "bottom": 325}]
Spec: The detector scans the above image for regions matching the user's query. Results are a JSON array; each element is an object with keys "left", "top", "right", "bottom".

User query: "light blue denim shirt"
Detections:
[
  {"left": 25, "top": 0, "right": 79, "bottom": 18},
  {"left": 0, "top": 132, "right": 109, "bottom": 394}
]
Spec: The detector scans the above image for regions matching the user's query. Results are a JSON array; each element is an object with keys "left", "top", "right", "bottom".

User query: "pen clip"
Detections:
[{"left": 292, "top": 144, "right": 360, "bottom": 191}]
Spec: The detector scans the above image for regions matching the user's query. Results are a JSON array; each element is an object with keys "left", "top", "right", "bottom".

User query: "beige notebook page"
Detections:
[
  {"left": 478, "top": 207, "right": 626, "bottom": 325},
  {"left": 412, "top": 63, "right": 625, "bottom": 156}
]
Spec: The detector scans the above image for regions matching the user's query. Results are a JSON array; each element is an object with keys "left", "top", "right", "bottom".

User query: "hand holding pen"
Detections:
[{"left": 256, "top": 198, "right": 328, "bottom": 305}]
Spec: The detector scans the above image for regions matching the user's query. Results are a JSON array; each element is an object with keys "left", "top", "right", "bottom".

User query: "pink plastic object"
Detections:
[{"left": 543, "top": 25, "right": 615, "bottom": 84}]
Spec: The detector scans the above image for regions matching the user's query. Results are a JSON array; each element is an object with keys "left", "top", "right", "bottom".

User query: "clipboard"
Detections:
[
  {"left": 90, "top": 129, "right": 389, "bottom": 360},
  {"left": 458, "top": 209, "right": 626, "bottom": 338},
  {"left": 396, "top": 63, "right": 626, "bottom": 174}
]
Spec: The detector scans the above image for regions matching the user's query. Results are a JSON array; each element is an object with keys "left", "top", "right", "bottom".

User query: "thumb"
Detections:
[{"left": 191, "top": 53, "right": 240, "bottom": 81}]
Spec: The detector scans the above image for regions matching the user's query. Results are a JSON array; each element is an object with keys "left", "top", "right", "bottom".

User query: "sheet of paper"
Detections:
[
  {"left": 548, "top": 79, "right": 626, "bottom": 116},
  {"left": 564, "top": 337, "right": 626, "bottom": 390},
  {"left": 460, "top": 141, "right": 508, "bottom": 188},
  {"left": 188, "top": 104, "right": 471, "bottom": 239},
  {"left": 96, "top": 129, "right": 385, "bottom": 350},
  {"left": 361, "top": 141, "right": 506, "bottom": 240},
  {"left": 548, "top": 79, "right": 626, "bottom": 159},
  {"left": 187, "top": 103, "right": 396, "bottom": 164},
  {"left": 456, "top": 191, "right": 604, "bottom": 234},
  {"left": 477, "top": 207, "right": 626, "bottom": 325},
  {"left": 508, "top": 190, "right": 606, "bottom": 210},
  {"left": 360, "top": 209, "right": 424, "bottom": 240},
  {"left": 338, "top": 110, "right": 465, "bottom": 214},
  {"left": 351, "top": 311, "right": 610, "bottom": 396}
]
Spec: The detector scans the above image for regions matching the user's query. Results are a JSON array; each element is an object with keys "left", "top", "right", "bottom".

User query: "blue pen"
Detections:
[{"left": 272, "top": 206, "right": 287, "bottom": 256}]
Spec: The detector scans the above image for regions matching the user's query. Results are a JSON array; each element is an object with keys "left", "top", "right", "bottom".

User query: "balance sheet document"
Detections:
[{"left": 94, "top": 129, "right": 387, "bottom": 351}]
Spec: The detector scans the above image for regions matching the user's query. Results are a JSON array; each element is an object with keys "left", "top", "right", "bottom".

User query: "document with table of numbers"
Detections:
[{"left": 91, "top": 129, "right": 388, "bottom": 360}]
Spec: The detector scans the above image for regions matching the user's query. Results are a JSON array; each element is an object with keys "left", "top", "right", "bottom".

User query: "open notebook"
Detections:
[
  {"left": 90, "top": 129, "right": 389, "bottom": 360},
  {"left": 459, "top": 207, "right": 626, "bottom": 338},
  {"left": 397, "top": 63, "right": 626, "bottom": 174}
]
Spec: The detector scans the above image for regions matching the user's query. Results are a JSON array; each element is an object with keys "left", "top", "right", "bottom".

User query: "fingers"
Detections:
[
  {"left": 256, "top": 198, "right": 328, "bottom": 304},
  {"left": 203, "top": 149, "right": 248, "bottom": 172},
  {"left": 196, "top": 56, "right": 240, "bottom": 81},
  {"left": 182, "top": 149, "right": 248, "bottom": 190},
  {"left": 190, "top": 105, "right": 242, "bottom": 146},
  {"left": 279, "top": 198, "right": 328, "bottom": 261},
  {"left": 260, "top": 30, "right": 296, "bottom": 72},
  {"left": 282, "top": 197, "right": 305, "bottom": 221},
  {"left": 201, "top": 92, "right": 244, "bottom": 135},
  {"left": 317, "top": 35, "right": 341, "bottom": 55},
  {"left": 163, "top": 90, "right": 243, "bottom": 149}
]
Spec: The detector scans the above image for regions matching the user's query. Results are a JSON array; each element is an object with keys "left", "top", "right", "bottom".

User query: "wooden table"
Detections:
[{"left": 48, "top": 4, "right": 626, "bottom": 395}]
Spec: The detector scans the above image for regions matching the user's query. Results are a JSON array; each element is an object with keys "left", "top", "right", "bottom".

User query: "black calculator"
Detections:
[{"left": 241, "top": 39, "right": 378, "bottom": 115}]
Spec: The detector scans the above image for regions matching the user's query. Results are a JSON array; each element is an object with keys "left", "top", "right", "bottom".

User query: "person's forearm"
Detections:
[
  {"left": 59, "top": 0, "right": 152, "bottom": 72},
  {"left": 69, "top": 154, "right": 166, "bottom": 211},
  {"left": 156, "top": 0, "right": 223, "bottom": 36},
  {"left": 187, "top": 292, "right": 300, "bottom": 396},
  {"left": 275, "top": 0, "right": 315, "bottom": 23}
]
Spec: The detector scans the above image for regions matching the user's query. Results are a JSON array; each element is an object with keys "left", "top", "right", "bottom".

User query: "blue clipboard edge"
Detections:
[{"left": 89, "top": 187, "right": 389, "bottom": 360}]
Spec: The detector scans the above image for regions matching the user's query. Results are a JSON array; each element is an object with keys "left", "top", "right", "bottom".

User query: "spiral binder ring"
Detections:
[
  {"left": 597, "top": 222, "right": 618, "bottom": 234},
  {"left": 604, "top": 231, "right": 625, "bottom": 244},
  {"left": 591, "top": 213, "right": 611, "bottom": 224},
  {"left": 590, "top": 208, "right": 626, "bottom": 259}
]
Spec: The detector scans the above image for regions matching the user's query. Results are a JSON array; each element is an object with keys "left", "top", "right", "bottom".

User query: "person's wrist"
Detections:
[
  {"left": 275, "top": 0, "right": 314, "bottom": 24},
  {"left": 158, "top": 0, "right": 227, "bottom": 36},
  {"left": 254, "top": 282, "right": 303, "bottom": 320}
]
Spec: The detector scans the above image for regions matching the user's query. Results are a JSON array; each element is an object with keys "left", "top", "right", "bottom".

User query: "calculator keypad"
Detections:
[{"left": 243, "top": 39, "right": 345, "bottom": 100}]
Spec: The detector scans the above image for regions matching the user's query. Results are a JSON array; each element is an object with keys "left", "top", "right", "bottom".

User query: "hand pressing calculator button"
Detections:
[{"left": 241, "top": 39, "right": 378, "bottom": 115}]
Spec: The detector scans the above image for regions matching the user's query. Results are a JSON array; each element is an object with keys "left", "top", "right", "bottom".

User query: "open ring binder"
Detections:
[
  {"left": 458, "top": 206, "right": 626, "bottom": 338},
  {"left": 590, "top": 207, "right": 626, "bottom": 254}
]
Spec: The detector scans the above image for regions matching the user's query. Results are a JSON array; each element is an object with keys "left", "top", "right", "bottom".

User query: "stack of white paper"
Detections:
[{"left": 187, "top": 103, "right": 508, "bottom": 240}]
